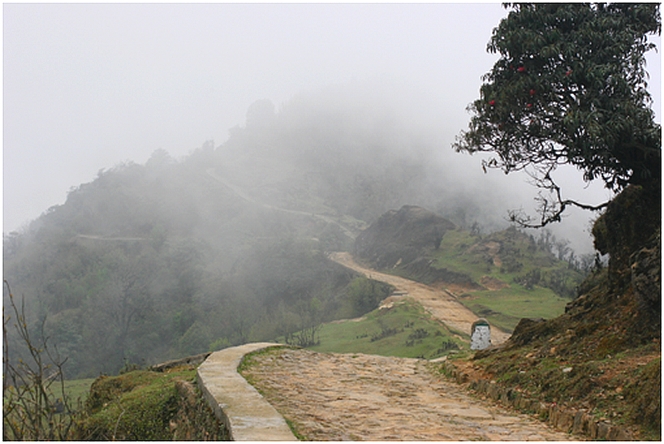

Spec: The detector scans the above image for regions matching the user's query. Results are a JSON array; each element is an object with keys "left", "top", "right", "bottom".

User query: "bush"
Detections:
[{"left": 74, "top": 369, "right": 194, "bottom": 440}]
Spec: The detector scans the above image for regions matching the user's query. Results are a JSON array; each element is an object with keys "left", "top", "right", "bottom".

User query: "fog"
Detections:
[{"left": 4, "top": 3, "right": 661, "bottom": 255}]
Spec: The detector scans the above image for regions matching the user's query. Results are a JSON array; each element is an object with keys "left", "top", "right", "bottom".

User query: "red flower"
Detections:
[
  {"left": 489, "top": 100, "right": 496, "bottom": 106},
  {"left": 517, "top": 66, "right": 526, "bottom": 73},
  {"left": 529, "top": 89, "right": 536, "bottom": 96},
  {"left": 526, "top": 103, "right": 533, "bottom": 108},
  {"left": 565, "top": 69, "right": 572, "bottom": 77}
]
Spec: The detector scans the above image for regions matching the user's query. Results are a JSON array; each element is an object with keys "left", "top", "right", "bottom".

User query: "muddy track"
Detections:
[
  {"left": 329, "top": 251, "right": 511, "bottom": 344},
  {"left": 242, "top": 347, "right": 574, "bottom": 441}
]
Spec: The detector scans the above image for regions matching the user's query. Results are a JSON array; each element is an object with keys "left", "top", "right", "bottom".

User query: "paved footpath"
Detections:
[{"left": 240, "top": 347, "right": 575, "bottom": 441}]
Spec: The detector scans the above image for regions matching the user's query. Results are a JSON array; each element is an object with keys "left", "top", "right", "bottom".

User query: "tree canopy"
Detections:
[{"left": 454, "top": 3, "right": 661, "bottom": 227}]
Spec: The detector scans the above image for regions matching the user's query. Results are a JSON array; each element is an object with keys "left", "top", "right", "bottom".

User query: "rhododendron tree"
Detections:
[{"left": 454, "top": 3, "right": 661, "bottom": 227}]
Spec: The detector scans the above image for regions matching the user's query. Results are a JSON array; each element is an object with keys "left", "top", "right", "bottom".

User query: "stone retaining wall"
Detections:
[
  {"left": 197, "top": 343, "right": 296, "bottom": 441},
  {"left": 170, "top": 379, "right": 230, "bottom": 440},
  {"left": 439, "top": 361, "right": 633, "bottom": 441}
]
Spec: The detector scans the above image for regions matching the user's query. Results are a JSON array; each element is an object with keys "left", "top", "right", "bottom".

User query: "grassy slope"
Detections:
[
  {"left": 446, "top": 278, "right": 661, "bottom": 440},
  {"left": 301, "top": 298, "right": 468, "bottom": 360},
  {"left": 461, "top": 286, "right": 568, "bottom": 332},
  {"left": 74, "top": 368, "right": 197, "bottom": 440},
  {"left": 401, "top": 227, "right": 579, "bottom": 331}
]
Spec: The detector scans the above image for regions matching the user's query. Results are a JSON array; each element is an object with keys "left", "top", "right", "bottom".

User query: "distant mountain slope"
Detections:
[
  {"left": 3, "top": 88, "right": 494, "bottom": 378},
  {"left": 352, "top": 205, "right": 588, "bottom": 331},
  {"left": 0, "top": 85, "right": 599, "bottom": 379}
]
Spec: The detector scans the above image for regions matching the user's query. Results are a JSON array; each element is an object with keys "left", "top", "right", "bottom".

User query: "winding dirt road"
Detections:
[
  {"left": 200, "top": 167, "right": 570, "bottom": 439},
  {"left": 238, "top": 254, "right": 575, "bottom": 440},
  {"left": 238, "top": 253, "right": 570, "bottom": 439},
  {"left": 329, "top": 251, "right": 511, "bottom": 345},
  {"left": 206, "top": 168, "right": 359, "bottom": 239}
]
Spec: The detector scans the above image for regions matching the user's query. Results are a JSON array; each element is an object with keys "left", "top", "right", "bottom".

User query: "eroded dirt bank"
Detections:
[{"left": 241, "top": 347, "right": 575, "bottom": 441}]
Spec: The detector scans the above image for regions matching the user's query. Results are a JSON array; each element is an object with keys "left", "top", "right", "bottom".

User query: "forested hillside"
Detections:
[{"left": 3, "top": 86, "right": 587, "bottom": 378}]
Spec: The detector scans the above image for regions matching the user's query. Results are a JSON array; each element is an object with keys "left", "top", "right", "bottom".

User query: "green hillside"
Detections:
[
  {"left": 354, "top": 206, "right": 587, "bottom": 333},
  {"left": 304, "top": 298, "right": 467, "bottom": 360},
  {"left": 281, "top": 217, "right": 586, "bottom": 358},
  {"left": 428, "top": 227, "right": 584, "bottom": 331}
]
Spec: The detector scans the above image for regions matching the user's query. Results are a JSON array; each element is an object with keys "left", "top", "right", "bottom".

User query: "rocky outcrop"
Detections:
[
  {"left": 630, "top": 227, "right": 661, "bottom": 334},
  {"left": 354, "top": 205, "right": 455, "bottom": 269}
]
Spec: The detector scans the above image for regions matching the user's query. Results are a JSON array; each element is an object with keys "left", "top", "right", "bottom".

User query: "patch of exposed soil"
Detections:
[{"left": 480, "top": 275, "right": 510, "bottom": 291}]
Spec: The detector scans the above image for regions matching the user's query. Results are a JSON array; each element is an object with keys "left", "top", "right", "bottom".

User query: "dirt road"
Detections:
[
  {"left": 329, "top": 252, "right": 511, "bottom": 345},
  {"left": 206, "top": 168, "right": 359, "bottom": 239},
  {"left": 242, "top": 347, "right": 573, "bottom": 441}
]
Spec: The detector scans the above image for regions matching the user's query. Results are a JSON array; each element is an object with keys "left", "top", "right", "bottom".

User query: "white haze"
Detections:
[{"left": 3, "top": 3, "right": 661, "bottom": 256}]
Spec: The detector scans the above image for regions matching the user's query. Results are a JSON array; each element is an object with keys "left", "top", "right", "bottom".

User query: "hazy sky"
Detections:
[{"left": 3, "top": 3, "right": 661, "bottom": 237}]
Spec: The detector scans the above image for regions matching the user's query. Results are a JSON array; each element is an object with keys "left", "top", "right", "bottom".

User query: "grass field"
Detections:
[
  {"left": 404, "top": 227, "right": 579, "bottom": 332},
  {"left": 62, "top": 378, "right": 95, "bottom": 404},
  {"left": 302, "top": 298, "right": 468, "bottom": 360},
  {"left": 4, "top": 378, "right": 95, "bottom": 407},
  {"left": 432, "top": 228, "right": 564, "bottom": 282},
  {"left": 459, "top": 286, "right": 568, "bottom": 332}
]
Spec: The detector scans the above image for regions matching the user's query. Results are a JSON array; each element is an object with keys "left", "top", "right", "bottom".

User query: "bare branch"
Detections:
[
  {"left": 507, "top": 165, "right": 611, "bottom": 228},
  {"left": 3, "top": 280, "right": 79, "bottom": 440}
]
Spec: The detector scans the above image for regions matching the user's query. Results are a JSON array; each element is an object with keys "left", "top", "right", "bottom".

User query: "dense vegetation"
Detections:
[{"left": 454, "top": 3, "right": 661, "bottom": 227}]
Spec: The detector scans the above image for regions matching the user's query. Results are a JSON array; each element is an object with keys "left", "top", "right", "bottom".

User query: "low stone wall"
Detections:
[
  {"left": 170, "top": 379, "right": 230, "bottom": 440},
  {"left": 197, "top": 343, "right": 296, "bottom": 441},
  {"left": 439, "top": 361, "right": 633, "bottom": 441},
  {"left": 150, "top": 352, "right": 211, "bottom": 372}
]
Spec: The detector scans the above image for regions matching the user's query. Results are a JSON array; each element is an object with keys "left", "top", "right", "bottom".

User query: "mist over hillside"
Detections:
[
  {"left": 3, "top": 83, "right": 600, "bottom": 376},
  {"left": 213, "top": 81, "right": 602, "bottom": 252}
]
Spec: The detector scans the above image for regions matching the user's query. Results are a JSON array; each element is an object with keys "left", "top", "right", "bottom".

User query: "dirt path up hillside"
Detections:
[
  {"left": 242, "top": 347, "right": 573, "bottom": 441},
  {"left": 329, "top": 252, "right": 511, "bottom": 344}
]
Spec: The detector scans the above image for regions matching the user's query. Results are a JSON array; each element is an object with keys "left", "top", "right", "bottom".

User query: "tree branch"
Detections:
[{"left": 507, "top": 165, "right": 611, "bottom": 228}]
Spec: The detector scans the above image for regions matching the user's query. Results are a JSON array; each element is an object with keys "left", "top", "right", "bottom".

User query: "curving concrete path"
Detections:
[{"left": 197, "top": 343, "right": 296, "bottom": 441}]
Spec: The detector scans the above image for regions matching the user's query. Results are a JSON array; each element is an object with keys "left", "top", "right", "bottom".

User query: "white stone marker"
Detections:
[{"left": 470, "top": 318, "right": 491, "bottom": 350}]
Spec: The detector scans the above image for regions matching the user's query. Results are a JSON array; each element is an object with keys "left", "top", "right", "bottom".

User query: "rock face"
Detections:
[
  {"left": 354, "top": 205, "right": 455, "bottom": 269},
  {"left": 592, "top": 184, "right": 661, "bottom": 336}
]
